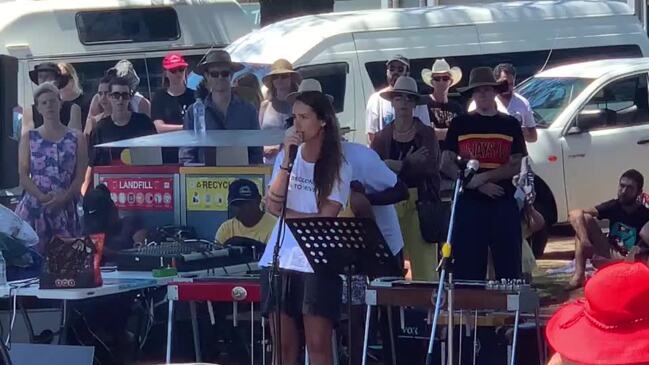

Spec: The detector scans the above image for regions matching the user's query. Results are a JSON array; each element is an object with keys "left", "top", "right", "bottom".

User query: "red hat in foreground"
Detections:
[
  {"left": 163, "top": 52, "right": 188, "bottom": 70},
  {"left": 546, "top": 262, "right": 649, "bottom": 364}
]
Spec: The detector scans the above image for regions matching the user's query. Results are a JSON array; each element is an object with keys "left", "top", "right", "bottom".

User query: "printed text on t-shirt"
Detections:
[{"left": 458, "top": 134, "right": 513, "bottom": 169}]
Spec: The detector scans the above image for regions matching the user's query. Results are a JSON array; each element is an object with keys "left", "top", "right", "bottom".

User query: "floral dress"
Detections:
[{"left": 15, "top": 129, "right": 79, "bottom": 251}]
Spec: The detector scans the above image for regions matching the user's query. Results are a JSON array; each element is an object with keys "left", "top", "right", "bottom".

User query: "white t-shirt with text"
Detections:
[
  {"left": 366, "top": 89, "right": 431, "bottom": 135},
  {"left": 260, "top": 145, "right": 352, "bottom": 273}
]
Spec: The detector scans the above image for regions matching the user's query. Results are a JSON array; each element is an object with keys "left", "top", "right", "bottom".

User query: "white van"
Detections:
[
  {"left": 227, "top": 0, "right": 649, "bottom": 145},
  {"left": 1, "top": 0, "right": 252, "bottom": 136},
  {"left": 516, "top": 58, "right": 649, "bottom": 251}
]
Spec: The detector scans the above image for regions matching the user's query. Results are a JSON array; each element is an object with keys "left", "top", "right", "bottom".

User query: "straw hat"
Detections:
[
  {"left": 458, "top": 67, "right": 508, "bottom": 95},
  {"left": 261, "top": 59, "right": 301, "bottom": 88},
  {"left": 196, "top": 50, "right": 244, "bottom": 74},
  {"left": 379, "top": 76, "right": 425, "bottom": 104},
  {"left": 287, "top": 79, "right": 333, "bottom": 104},
  {"left": 421, "top": 59, "right": 462, "bottom": 87}
]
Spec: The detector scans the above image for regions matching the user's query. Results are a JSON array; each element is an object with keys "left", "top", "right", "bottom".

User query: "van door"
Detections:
[{"left": 562, "top": 72, "right": 649, "bottom": 211}]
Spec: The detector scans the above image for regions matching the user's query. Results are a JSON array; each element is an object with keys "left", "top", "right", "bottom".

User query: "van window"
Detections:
[
  {"left": 364, "top": 45, "right": 642, "bottom": 93},
  {"left": 296, "top": 62, "right": 348, "bottom": 113},
  {"left": 70, "top": 55, "right": 203, "bottom": 101},
  {"left": 580, "top": 73, "right": 649, "bottom": 129},
  {"left": 76, "top": 8, "right": 181, "bottom": 45}
]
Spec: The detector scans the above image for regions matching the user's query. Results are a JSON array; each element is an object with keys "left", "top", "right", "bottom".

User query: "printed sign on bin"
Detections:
[
  {"left": 186, "top": 176, "right": 263, "bottom": 211},
  {"left": 99, "top": 177, "right": 174, "bottom": 211}
]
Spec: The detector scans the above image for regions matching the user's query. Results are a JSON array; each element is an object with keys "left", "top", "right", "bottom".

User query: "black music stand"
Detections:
[{"left": 285, "top": 217, "right": 400, "bottom": 365}]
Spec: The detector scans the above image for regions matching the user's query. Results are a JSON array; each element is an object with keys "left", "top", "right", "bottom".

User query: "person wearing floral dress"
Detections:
[{"left": 16, "top": 82, "right": 88, "bottom": 251}]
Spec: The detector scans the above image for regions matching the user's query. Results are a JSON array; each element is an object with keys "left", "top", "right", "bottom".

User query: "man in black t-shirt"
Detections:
[
  {"left": 88, "top": 77, "right": 156, "bottom": 167},
  {"left": 567, "top": 170, "right": 649, "bottom": 289},
  {"left": 441, "top": 67, "right": 527, "bottom": 280}
]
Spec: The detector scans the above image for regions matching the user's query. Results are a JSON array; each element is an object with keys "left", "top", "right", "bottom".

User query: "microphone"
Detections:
[
  {"left": 463, "top": 159, "right": 480, "bottom": 182},
  {"left": 287, "top": 144, "right": 298, "bottom": 172}
]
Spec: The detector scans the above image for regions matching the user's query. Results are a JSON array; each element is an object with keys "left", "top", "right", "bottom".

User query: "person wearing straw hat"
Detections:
[
  {"left": 260, "top": 59, "right": 301, "bottom": 163},
  {"left": 546, "top": 261, "right": 649, "bottom": 365},
  {"left": 261, "top": 78, "right": 352, "bottom": 365},
  {"left": 421, "top": 59, "right": 465, "bottom": 149},
  {"left": 441, "top": 67, "right": 527, "bottom": 281},
  {"left": 179, "top": 50, "right": 262, "bottom": 165},
  {"left": 366, "top": 55, "right": 430, "bottom": 144},
  {"left": 370, "top": 76, "right": 441, "bottom": 281}
]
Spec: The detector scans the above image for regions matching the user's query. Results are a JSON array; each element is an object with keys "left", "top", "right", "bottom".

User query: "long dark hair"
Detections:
[{"left": 295, "top": 91, "right": 344, "bottom": 204}]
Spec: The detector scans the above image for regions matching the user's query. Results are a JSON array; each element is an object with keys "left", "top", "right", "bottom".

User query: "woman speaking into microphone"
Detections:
[{"left": 260, "top": 79, "right": 352, "bottom": 365}]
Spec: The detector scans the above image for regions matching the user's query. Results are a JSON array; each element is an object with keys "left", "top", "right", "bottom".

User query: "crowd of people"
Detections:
[{"left": 12, "top": 48, "right": 649, "bottom": 365}]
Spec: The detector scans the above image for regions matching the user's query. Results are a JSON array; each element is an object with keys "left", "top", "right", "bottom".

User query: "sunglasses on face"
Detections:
[
  {"left": 433, "top": 76, "right": 451, "bottom": 82},
  {"left": 208, "top": 70, "right": 231, "bottom": 79},
  {"left": 110, "top": 92, "right": 131, "bottom": 100},
  {"left": 169, "top": 67, "right": 187, "bottom": 74},
  {"left": 388, "top": 67, "right": 406, "bottom": 73}
]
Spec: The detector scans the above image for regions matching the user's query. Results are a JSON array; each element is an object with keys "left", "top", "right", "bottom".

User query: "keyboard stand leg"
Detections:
[
  {"left": 387, "top": 306, "right": 397, "bottom": 365},
  {"left": 361, "top": 304, "right": 372, "bottom": 365},
  {"left": 509, "top": 309, "right": 521, "bottom": 365},
  {"left": 535, "top": 307, "right": 544, "bottom": 365},
  {"left": 190, "top": 301, "right": 202, "bottom": 362},
  {"left": 166, "top": 299, "right": 174, "bottom": 364}
]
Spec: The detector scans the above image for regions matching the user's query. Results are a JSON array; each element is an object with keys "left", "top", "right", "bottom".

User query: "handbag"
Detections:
[
  {"left": 415, "top": 179, "right": 446, "bottom": 244},
  {"left": 40, "top": 234, "right": 104, "bottom": 289}
]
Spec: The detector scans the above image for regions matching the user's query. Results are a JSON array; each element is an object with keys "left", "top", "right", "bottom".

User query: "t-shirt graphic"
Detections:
[
  {"left": 458, "top": 133, "right": 513, "bottom": 169},
  {"left": 609, "top": 221, "right": 638, "bottom": 251}
]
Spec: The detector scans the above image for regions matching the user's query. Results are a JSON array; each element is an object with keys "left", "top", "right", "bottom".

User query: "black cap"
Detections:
[
  {"left": 228, "top": 179, "right": 261, "bottom": 205},
  {"left": 83, "top": 184, "right": 115, "bottom": 216},
  {"left": 28, "top": 62, "right": 61, "bottom": 85}
]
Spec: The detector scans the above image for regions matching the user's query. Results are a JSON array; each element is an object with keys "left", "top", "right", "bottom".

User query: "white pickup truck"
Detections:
[{"left": 517, "top": 58, "right": 649, "bottom": 255}]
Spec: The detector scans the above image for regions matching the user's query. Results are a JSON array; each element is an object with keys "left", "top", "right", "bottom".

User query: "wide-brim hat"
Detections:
[
  {"left": 287, "top": 79, "right": 334, "bottom": 104},
  {"left": 262, "top": 59, "right": 301, "bottom": 88},
  {"left": 379, "top": 76, "right": 426, "bottom": 105},
  {"left": 458, "top": 67, "right": 508, "bottom": 95},
  {"left": 546, "top": 262, "right": 649, "bottom": 364},
  {"left": 421, "top": 59, "right": 462, "bottom": 87},
  {"left": 196, "top": 50, "right": 244, "bottom": 74},
  {"left": 29, "top": 62, "right": 61, "bottom": 85}
]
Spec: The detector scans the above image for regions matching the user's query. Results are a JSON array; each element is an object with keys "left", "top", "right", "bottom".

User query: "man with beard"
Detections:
[
  {"left": 567, "top": 169, "right": 649, "bottom": 289},
  {"left": 493, "top": 63, "right": 537, "bottom": 142},
  {"left": 365, "top": 55, "right": 430, "bottom": 144}
]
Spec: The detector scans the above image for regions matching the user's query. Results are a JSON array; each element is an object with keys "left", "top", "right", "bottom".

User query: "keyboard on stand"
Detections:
[{"left": 115, "top": 240, "right": 250, "bottom": 272}]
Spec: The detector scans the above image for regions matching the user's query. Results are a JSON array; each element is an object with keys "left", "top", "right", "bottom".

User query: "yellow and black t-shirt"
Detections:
[{"left": 445, "top": 112, "right": 527, "bottom": 199}]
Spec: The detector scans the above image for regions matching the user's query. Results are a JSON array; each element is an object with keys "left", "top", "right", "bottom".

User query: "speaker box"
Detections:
[{"left": 0, "top": 55, "right": 18, "bottom": 190}]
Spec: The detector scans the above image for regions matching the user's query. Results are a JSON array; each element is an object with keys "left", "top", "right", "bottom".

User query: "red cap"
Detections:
[
  {"left": 546, "top": 262, "right": 649, "bottom": 364},
  {"left": 163, "top": 52, "right": 188, "bottom": 70}
]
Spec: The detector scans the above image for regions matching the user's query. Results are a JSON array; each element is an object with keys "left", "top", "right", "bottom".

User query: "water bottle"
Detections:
[
  {"left": 193, "top": 99, "right": 206, "bottom": 136},
  {"left": 0, "top": 251, "right": 7, "bottom": 286}
]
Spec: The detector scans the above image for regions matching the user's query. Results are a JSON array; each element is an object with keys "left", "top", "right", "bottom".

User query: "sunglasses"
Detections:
[
  {"left": 433, "top": 76, "right": 451, "bottom": 82},
  {"left": 169, "top": 67, "right": 187, "bottom": 74},
  {"left": 208, "top": 70, "right": 231, "bottom": 79},
  {"left": 110, "top": 92, "right": 131, "bottom": 100}
]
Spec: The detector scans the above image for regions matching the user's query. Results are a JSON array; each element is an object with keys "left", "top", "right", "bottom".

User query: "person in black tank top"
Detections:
[{"left": 58, "top": 63, "right": 90, "bottom": 131}]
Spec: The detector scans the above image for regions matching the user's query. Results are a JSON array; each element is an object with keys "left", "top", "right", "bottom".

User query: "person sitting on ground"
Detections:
[
  {"left": 215, "top": 179, "right": 276, "bottom": 245},
  {"left": 22, "top": 62, "right": 82, "bottom": 133},
  {"left": 546, "top": 261, "right": 649, "bottom": 365},
  {"left": 15, "top": 82, "right": 87, "bottom": 251},
  {"left": 567, "top": 169, "right": 649, "bottom": 289}
]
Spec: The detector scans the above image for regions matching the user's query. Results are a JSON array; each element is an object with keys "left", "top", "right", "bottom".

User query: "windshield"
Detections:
[{"left": 517, "top": 77, "right": 593, "bottom": 127}]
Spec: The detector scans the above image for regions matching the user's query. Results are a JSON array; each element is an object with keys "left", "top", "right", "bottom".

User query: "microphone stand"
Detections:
[
  {"left": 269, "top": 153, "right": 295, "bottom": 365},
  {"left": 425, "top": 162, "right": 475, "bottom": 365}
]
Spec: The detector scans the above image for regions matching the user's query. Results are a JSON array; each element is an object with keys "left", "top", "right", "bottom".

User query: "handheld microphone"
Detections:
[
  {"left": 464, "top": 159, "right": 480, "bottom": 179},
  {"left": 287, "top": 144, "right": 298, "bottom": 172}
]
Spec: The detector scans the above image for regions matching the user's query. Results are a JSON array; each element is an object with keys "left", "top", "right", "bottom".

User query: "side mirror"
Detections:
[{"left": 575, "top": 109, "right": 612, "bottom": 131}]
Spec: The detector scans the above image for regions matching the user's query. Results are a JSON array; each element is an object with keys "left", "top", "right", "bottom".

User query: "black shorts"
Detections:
[{"left": 260, "top": 268, "right": 342, "bottom": 324}]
